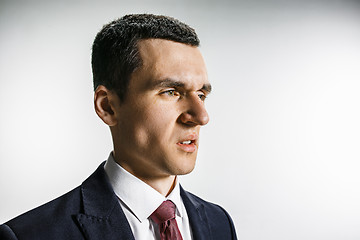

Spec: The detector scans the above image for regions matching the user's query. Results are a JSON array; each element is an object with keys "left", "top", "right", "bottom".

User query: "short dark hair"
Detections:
[{"left": 91, "top": 14, "right": 200, "bottom": 101}]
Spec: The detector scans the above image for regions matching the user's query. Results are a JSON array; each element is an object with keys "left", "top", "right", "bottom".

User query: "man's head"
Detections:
[
  {"left": 93, "top": 14, "right": 211, "bottom": 186},
  {"left": 92, "top": 14, "right": 200, "bottom": 101}
]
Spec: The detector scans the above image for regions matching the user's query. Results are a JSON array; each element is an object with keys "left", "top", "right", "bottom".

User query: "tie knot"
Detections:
[{"left": 150, "top": 200, "right": 176, "bottom": 225}]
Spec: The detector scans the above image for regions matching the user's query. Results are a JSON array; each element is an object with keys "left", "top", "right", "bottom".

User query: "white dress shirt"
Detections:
[{"left": 104, "top": 153, "right": 193, "bottom": 239}]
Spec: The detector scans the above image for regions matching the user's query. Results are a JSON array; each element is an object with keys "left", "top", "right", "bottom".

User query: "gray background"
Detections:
[{"left": 1, "top": 0, "right": 360, "bottom": 239}]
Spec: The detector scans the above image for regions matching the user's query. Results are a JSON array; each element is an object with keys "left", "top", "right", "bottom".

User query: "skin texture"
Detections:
[{"left": 94, "top": 39, "right": 211, "bottom": 196}]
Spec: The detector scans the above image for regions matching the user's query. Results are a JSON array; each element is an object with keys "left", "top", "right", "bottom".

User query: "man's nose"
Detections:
[{"left": 179, "top": 94, "right": 209, "bottom": 126}]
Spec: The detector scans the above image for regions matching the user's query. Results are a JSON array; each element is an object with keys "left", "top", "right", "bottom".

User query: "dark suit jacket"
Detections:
[{"left": 0, "top": 162, "right": 237, "bottom": 240}]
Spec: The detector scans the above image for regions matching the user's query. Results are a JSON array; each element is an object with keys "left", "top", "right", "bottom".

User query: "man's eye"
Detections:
[
  {"left": 166, "top": 90, "right": 175, "bottom": 96},
  {"left": 198, "top": 93, "right": 207, "bottom": 101},
  {"left": 162, "top": 90, "right": 177, "bottom": 97}
]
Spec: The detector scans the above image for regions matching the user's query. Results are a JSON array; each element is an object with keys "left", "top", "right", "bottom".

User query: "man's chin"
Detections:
[{"left": 174, "top": 162, "right": 196, "bottom": 176}]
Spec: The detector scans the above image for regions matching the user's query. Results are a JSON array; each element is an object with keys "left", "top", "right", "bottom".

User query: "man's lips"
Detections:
[{"left": 177, "top": 135, "right": 198, "bottom": 153}]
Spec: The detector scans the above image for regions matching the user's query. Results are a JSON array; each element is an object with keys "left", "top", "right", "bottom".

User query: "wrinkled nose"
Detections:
[{"left": 179, "top": 94, "right": 209, "bottom": 126}]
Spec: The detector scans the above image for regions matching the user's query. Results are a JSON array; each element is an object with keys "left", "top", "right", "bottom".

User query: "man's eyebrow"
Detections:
[
  {"left": 202, "top": 83, "right": 212, "bottom": 94},
  {"left": 151, "top": 78, "right": 212, "bottom": 93},
  {"left": 152, "top": 79, "right": 185, "bottom": 89}
]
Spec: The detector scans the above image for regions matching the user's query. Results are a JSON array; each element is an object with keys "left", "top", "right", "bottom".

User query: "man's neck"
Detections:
[
  {"left": 112, "top": 152, "right": 177, "bottom": 196},
  {"left": 140, "top": 175, "right": 177, "bottom": 197}
]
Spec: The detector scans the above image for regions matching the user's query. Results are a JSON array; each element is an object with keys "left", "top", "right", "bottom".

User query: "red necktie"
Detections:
[{"left": 150, "top": 200, "right": 183, "bottom": 240}]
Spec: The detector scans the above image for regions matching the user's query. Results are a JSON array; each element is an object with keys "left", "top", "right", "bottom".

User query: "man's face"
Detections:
[{"left": 111, "top": 39, "right": 211, "bottom": 179}]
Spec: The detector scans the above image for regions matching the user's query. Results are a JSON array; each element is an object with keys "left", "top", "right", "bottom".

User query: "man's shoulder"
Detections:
[
  {"left": 6, "top": 185, "right": 82, "bottom": 224},
  {"left": 0, "top": 162, "right": 113, "bottom": 240},
  {"left": 181, "top": 187, "right": 231, "bottom": 217},
  {"left": 181, "top": 187, "right": 237, "bottom": 239},
  {"left": 1, "top": 185, "right": 83, "bottom": 239}
]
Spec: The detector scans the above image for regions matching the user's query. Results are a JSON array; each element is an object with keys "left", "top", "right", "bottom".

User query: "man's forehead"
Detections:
[
  {"left": 133, "top": 38, "right": 209, "bottom": 88},
  {"left": 136, "top": 38, "right": 203, "bottom": 63}
]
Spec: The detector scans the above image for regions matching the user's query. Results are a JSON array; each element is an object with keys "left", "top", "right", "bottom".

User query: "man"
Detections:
[{"left": 0, "top": 14, "right": 237, "bottom": 239}]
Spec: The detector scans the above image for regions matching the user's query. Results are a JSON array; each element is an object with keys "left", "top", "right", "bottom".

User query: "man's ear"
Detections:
[{"left": 94, "top": 85, "right": 118, "bottom": 126}]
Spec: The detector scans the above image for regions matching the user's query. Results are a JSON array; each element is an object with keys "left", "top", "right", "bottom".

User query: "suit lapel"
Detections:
[
  {"left": 75, "top": 162, "right": 135, "bottom": 240},
  {"left": 180, "top": 186, "right": 211, "bottom": 240}
]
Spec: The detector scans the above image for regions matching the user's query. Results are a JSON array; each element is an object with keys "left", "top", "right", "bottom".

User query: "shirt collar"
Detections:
[{"left": 104, "top": 153, "right": 184, "bottom": 222}]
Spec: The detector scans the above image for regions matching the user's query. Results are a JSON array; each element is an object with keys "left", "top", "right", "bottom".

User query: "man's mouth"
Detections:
[{"left": 177, "top": 136, "right": 197, "bottom": 152}]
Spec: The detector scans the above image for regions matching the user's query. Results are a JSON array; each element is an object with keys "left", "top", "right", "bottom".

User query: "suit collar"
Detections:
[
  {"left": 104, "top": 154, "right": 185, "bottom": 222},
  {"left": 75, "top": 162, "right": 135, "bottom": 240},
  {"left": 180, "top": 186, "right": 212, "bottom": 240},
  {"left": 74, "top": 162, "right": 211, "bottom": 240}
]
